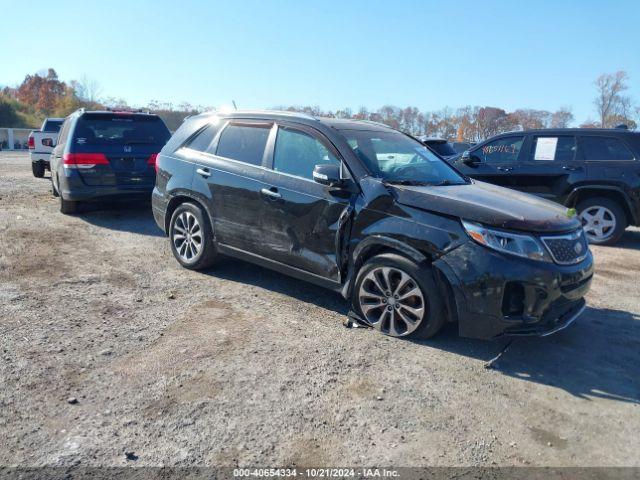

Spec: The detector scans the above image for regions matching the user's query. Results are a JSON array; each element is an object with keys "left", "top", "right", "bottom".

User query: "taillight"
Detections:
[
  {"left": 147, "top": 153, "right": 159, "bottom": 173},
  {"left": 28, "top": 136, "right": 35, "bottom": 149},
  {"left": 63, "top": 153, "right": 109, "bottom": 168}
]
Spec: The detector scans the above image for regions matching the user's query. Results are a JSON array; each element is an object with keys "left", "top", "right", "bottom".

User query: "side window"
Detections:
[
  {"left": 57, "top": 119, "right": 71, "bottom": 146},
  {"left": 184, "top": 123, "right": 221, "bottom": 153},
  {"left": 273, "top": 127, "right": 340, "bottom": 180},
  {"left": 476, "top": 136, "right": 524, "bottom": 164},
  {"left": 580, "top": 136, "right": 634, "bottom": 161},
  {"left": 530, "top": 136, "right": 576, "bottom": 161},
  {"left": 215, "top": 124, "right": 270, "bottom": 166}
]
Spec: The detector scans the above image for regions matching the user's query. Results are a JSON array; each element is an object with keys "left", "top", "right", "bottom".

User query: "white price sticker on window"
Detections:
[{"left": 534, "top": 137, "right": 558, "bottom": 160}]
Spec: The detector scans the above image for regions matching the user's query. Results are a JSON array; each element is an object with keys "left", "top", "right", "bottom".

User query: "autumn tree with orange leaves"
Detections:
[{"left": 15, "top": 69, "right": 67, "bottom": 114}]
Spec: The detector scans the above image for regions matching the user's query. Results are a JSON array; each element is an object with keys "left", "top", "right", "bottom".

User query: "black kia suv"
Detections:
[
  {"left": 50, "top": 109, "right": 171, "bottom": 213},
  {"left": 451, "top": 128, "right": 640, "bottom": 245},
  {"left": 152, "top": 111, "right": 593, "bottom": 340}
]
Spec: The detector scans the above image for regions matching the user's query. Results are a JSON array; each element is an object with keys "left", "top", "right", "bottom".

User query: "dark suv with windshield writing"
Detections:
[
  {"left": 450, "top": 128, "right": 640, "bottom": 245},
  {"left": 152, "top": 111, "right": 593, "bottom": 340},
  {"left": 50, "top": 109, "right": 171, "bottom": 213}
]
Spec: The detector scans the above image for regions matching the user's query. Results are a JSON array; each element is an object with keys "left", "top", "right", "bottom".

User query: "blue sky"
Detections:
[{"left": 2, "top": 0, "right": 639, "bottom": 124}]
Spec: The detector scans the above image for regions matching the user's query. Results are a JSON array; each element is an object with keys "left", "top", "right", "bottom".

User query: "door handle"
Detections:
[
  {"left": 497, "top": 166, "right": 514, "bottom": 172},
  {"left": 196, "top": 168, "right": 211, "bottom": 178},
  {"left": 562, "top": 166, "right": 581, "bottom": 172},
  {"left": 261, "top": 187, "right": 282, "bottom": 199}
]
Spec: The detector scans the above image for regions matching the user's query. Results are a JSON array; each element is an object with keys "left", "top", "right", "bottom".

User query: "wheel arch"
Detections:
[
  {"left": 164, "top": 193, "right": 214, "bottom": 234},
  {"left": 342, "top": 236, "right": 434, "bottom": 298},
  {"left": 567, "top": 186, "right": 635, "bottom": 225}
]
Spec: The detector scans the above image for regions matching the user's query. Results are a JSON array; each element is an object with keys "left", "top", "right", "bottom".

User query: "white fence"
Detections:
[{"left": 0, "top": 128, "right": 33, "bottom": 150}]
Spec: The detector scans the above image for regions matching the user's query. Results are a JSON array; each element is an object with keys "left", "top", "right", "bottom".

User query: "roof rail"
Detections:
[
  {"left": 105, "top": 106, "right": 150, "bottom": 114},
  {"left": 217, "top": 109, "right": 319, "bottom": 121},
  {"left": 358, "top": 119, "right": 393, "bottom": 129}
]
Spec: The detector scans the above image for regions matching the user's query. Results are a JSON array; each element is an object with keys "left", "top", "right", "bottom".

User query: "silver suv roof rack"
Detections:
[{"left": 214, "top": 109, "right": 319, "bottom": 121}]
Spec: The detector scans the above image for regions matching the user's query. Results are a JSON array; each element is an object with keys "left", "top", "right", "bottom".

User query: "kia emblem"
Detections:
[
  {"left": 574, "top": 242, "right": 583, "bottom": 254},
  {"left": 124, "top": 146, "right": 132, "bottom": 153}
]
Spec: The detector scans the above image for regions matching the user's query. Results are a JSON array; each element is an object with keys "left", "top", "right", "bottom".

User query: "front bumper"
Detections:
[{"left": 434, "top": 241, "right": 594, "bottom": 340}]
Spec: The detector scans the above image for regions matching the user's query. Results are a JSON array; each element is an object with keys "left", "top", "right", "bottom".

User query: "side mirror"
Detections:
[
  {"left": 313, "top": 164, "right": 344, "bottom": 188},
  {"left": 42, "top": 138, "right": 55, "bottom": 148},
  {"left": 461, "top": 150, "right": 480, "bottom": 166}
]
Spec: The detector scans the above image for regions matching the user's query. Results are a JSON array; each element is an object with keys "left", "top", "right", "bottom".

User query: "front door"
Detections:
[
  {"left": 454, "top": 135, "right": 525, "bottom": 188},
  {"left": 259, "top": 124, "right": 355, "bottom": 281}
]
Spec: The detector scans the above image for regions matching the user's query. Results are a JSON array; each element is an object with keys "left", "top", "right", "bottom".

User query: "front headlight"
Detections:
[{"left": 462, "top": 221, "right": 551, "bottom": 262}]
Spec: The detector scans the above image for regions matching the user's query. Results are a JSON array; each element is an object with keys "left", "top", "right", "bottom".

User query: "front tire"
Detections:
[
  {"left": 353, "top": 253, "right": 445, "bottom": 339},
  {"left": 169, "top": 202, "right": 217, "bottom": 270},
  {"left": 577, "top": 197, "right": 627, "bottom": 245},
  {"left": 32, "top": 162, "right": 45, "bottom": 178}
]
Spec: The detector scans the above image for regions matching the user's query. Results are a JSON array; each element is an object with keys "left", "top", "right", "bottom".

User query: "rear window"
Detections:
[
  {"left": 184, "top": 124, "right": 222, "bottom": 153},
  {"left": 42, "top": 119, "right": 63, "bottom": 133},
  {"left": 580, "top": 136, "right": 635, "bottom": 161},
  {"left": 73, "top": 114, "right": 171, "bottom": 146},
  {"left": 215, "top": 124, "right": 270, "bottom": 166}
]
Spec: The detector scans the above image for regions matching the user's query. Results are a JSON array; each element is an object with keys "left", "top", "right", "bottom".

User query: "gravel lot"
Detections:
[{"left": 1, "top": 150, "right": 639, "bottom": 467}]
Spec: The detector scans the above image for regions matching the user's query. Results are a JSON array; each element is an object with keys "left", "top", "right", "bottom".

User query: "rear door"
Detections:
[
  {"left": 189, "top": 120, "right": 273, "bottom": 253},
  {"left": 579, "top": 135, "right": 637, "bottom": 185},
  {"left": 509, "top": 134, "right": 583, "bottom": 202},
  {"left": 259, "top": 123, "right": 354, "bottom": 281},
  {"left": 455, "top": 135, "right": 525, "bottom": 188},
  {"left": 71, "top": 113, "right": 170, "bottom": 187}
]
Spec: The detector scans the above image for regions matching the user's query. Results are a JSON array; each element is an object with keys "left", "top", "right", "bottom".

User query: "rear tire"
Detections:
[
  {"left": 353, "top": 253, "right": 446, "bottom": 339},
  {"left": 577, "top": 197, "right": 627, "bottom": 245},
  {"left": 169, "top": 202, "right": 217, "bottom": 270},
  {"left": 32, "top": 162, "right": 45, "bottom": 178}
]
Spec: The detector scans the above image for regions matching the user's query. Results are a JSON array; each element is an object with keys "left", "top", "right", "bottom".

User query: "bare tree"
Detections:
[
  {"left": 550, "top": 107, "right": 574, "bottom": 128},
  {"left": 594, "top": 71, "right": 631, "bottom": 127},
  {"left": 509, "top": 109, "right": 551, "bottom": 130},
  {"left": 71, "top": 75, "right": 102, "bottom": 103}
]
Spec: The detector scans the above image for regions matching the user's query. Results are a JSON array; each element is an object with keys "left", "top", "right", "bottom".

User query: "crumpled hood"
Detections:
[{"left": 390, "top": 180, "right": 581, "bottom": 233}]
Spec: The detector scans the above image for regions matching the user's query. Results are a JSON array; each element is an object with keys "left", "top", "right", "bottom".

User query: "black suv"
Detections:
[
  {"left": 152, "top": 111, "right": 593, "bottom": 340},
  {"left": 51, "top": 109, "right": 171, "bottom": 213},
  {"left": 451, "top": 129, "right": 640, "bottom": 245}
]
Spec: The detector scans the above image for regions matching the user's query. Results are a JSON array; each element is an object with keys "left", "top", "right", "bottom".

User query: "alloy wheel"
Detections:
[
  {"left": 172, "top": 211, "right": 202, "bottom": 261},
  {"left": 579, "top": 206, "right": 616, "bottom": 243},
  {"left": 358, "top": 267, "right": 426, "bottom": 337}
]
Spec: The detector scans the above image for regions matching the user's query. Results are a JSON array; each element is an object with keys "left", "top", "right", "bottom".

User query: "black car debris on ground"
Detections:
[
  {"left": 151, "top": 111, "right": 593, "bottom": 341},
  {"left": 450, "top": 128, "right": 640, "bottom": 245},
  {"left": 50, "top": 109, "right": 171, "bottom": 213}
]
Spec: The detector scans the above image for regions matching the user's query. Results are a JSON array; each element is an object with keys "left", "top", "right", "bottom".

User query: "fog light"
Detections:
[{"left": 502, "top": 282, "right": 525, "bottom": 317}]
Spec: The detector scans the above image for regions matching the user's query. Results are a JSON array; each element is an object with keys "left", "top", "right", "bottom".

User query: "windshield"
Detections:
[
  {"left": 42, "top": 119, "right": 63, "bottom": 133},
  {"left": 74, "top": 114, "right": 171, "bottom": 146},
  {"left": 427, "top": 141, "right": 457, "bottom": 157},
  {"left": 343, "top": 130, "right": 467, "bottom": 185}
]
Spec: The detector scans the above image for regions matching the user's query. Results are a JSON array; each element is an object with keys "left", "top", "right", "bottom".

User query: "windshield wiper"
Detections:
[
  {"left": 430, "top": 180, "right": 465, "bottom": 186},
  {"left": 384, "top": 179, "right": 434, "bottom": 186},
  {"left": 384, "top": 179, "right": 467, "bottom": 187}
]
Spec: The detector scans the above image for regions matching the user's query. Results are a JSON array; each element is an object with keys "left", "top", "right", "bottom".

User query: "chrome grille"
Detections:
[{"left": 541, "top": 230, "right": 589, "bottom": 265}]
